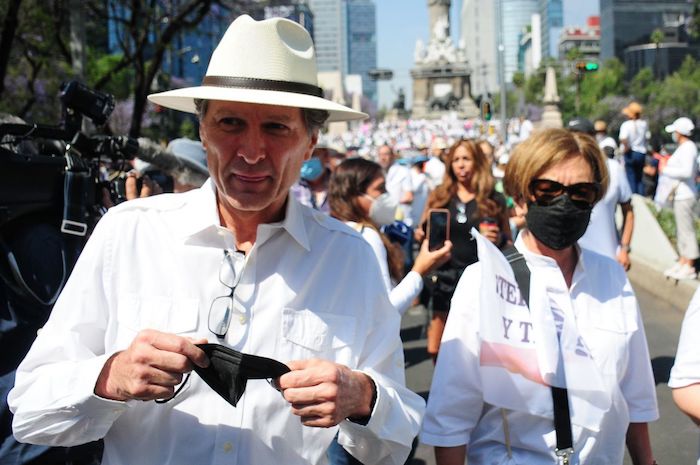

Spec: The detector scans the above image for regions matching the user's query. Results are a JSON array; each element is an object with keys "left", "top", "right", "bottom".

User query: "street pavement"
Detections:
[{"left": 401, "top": 281, "right": 698, "bottom": 465}]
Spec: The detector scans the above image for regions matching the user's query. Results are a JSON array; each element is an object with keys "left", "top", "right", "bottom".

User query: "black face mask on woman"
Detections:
[{"left": 525, "top": 194, "right": 592, "bottom": 250}]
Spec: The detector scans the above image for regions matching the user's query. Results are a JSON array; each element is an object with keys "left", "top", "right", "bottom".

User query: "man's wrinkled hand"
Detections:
[
  {"left": 94, "top": 329, "right": 208, "bottom": 402},
  {"left": 277, "top": 359, "right": 375, "bottom": 427}
]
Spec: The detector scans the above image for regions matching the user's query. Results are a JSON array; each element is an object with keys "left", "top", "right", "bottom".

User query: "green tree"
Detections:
[
  {"left": 650, "top": 28, "right": 665, "bottom": 79},
  {"left": 689, "top": 0, "right": 700, "bottom": 39},
  {"left": 629, "top": 67, "right": 659, "bottom": 104},
  {"left": 576, "top": 58, "right": 625, "bottom": 119},
  {"left": 652, "top": 55, "right": 700, "bottom": 126},
  {"left": 0, "top": 0, "right": 73, "bottom": 121}
]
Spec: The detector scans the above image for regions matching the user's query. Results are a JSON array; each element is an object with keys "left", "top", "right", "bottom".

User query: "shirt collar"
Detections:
[
  {"left": 176, "top": 179, "right": 310, "bottom": 251},
  {"left": 514, "top": 232, "right": 586, "bottom": 280}
]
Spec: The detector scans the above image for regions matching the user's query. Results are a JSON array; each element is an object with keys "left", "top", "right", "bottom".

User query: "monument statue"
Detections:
[
  {"left": 410, "top": 0, "right": 478, "bottom": 119},
  {"left": 428, "top": 0, "right": 451, "bottom": 43},
  {"left": 416, "top": 0, "right": 460, "bottom": 65},
  {"left": 393, "top": 88, "right": 406, "bottom": 111}
]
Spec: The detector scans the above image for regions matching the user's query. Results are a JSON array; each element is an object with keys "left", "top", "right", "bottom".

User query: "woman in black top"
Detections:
[{"left": 417, "top": 138, "right": 510, "bottom": 361}]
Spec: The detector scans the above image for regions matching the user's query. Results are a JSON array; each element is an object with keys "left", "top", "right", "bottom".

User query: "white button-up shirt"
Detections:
[
  {"left": 9, "top": 180, "right": 424, "bottom": 465},
  {"left": 579, "top": 158, "right": 632, "bottom": 259},
  {"left": 421, "top": 235, "right": 658, "bottom": 464}
]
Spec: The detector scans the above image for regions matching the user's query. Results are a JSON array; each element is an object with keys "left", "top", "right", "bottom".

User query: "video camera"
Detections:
[{"left": 0, "top": 81, "right": 138, "bottom": 232}]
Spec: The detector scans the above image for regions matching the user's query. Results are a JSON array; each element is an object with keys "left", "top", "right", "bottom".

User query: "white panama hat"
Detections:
[{"left": 148, "top": 15, "right": 367, "bottom": 123}]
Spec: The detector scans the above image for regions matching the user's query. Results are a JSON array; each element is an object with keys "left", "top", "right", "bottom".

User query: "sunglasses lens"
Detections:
[
  {"left": 569, "top": 183, "right": 599, "bottom": 207},
  {"left": 530, "top": 179, "right": 600, "bottom": 208},
  {"left": 530, "top": 179, "right": 564, "bottom": 205}
]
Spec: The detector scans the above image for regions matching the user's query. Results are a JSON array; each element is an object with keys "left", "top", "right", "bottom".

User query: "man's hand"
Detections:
[
  {"left": 94, "top": 329, "right": 209, "bottom": 402},
  {"left": 277, "top": 359, "right": 375, "bottom": 427}
]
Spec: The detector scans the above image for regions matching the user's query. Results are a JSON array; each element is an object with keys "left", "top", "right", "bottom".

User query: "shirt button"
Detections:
[
  {"left": 239, "top": 315, "right": 247, "bottom": 324},
  {"left": 223, "top": 442, "right": 233, "bottom": 453}
]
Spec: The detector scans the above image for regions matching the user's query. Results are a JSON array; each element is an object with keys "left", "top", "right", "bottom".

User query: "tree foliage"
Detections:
[{"left": 0, "top": 0, "right": 263, "bottom": 138}]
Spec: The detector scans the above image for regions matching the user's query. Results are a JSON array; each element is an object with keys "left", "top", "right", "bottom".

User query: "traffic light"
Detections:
[
  {"left": 481, "top": 100, "right": 492, "bottom": 121},
  {"left": 575, "top": 61, "right": 599, "bottom": 73}
]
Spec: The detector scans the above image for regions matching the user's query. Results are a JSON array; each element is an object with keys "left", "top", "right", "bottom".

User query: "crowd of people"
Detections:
[{"left": 3, "top": 13, "right": 700, "bottom": 465}]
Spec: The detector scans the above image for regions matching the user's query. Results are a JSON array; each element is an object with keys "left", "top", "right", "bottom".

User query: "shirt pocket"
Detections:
[
  {"left": 586, "top": 297, "right": 639, "bottom": 378},
  {"left": 115, "top": 293, "right": 199, "bottom": 347},
  {"left": 281, "top": 308, "right": 357, "bottom": 367}
]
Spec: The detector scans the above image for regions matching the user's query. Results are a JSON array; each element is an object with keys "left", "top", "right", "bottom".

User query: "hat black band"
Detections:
[{"left": 202, "top": 76, "right": 324, "bottom": 98}]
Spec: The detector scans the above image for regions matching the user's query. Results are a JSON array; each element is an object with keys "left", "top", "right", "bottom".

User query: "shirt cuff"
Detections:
[{"left": 72, "top": 352, "right": 131, "bottom": 422}]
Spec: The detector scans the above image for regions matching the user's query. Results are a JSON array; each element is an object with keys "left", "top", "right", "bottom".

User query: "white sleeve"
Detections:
[
  {"left": 338, "top": 241, "right": 425, "bottom": 465},
  {"left": 618, "top": 121, "right": 630, "bottom": 141},
  {"left": 390, "top": 271, "right": 423, "bottom": 316},
  {"left": 401, "top": 168, "right": 414, "bottom": 194},
  {"left": 8, "top": 213, "right": 127, "bottom": 446},
  {"left": 617, "top": 277, "right": 660, "bottom": 423},
  {"left": 420, "top": 264, "right": 484, "bottom": 447},
  {"left": 662, "top": 144, "right": 697, "bottom": 180},
  {"left": 361, "top": 227, "right": 393, "bottom": 294},
  {"left": 616, "top": 162, "right": 632, "bottom": 203},
  {"left": 361, "top": 227, "right": 423, "bottom": 315},
  {"left": 669, "top": 288, "right": 700, "bottom": 388}
]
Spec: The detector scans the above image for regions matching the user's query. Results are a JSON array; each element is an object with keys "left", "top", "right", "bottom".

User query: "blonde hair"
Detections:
[{"left": 504, "top": 128, "right": 609, "bottom": 202}]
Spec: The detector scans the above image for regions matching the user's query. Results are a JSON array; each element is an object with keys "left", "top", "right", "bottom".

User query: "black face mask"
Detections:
[
  {"left": 525, "top": 195, "right": 592, "bottom": 250},
  {"left": 157, "top": 344, "right": 290, "bottom": 407}
]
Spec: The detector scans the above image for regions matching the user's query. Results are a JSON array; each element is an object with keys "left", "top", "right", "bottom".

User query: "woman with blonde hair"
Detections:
[
  {"left": 422, "top": 128, "right": 658, "bottom": 465},
  {"left": 416, "top": 138, "right": 510, "bottom": 361}
]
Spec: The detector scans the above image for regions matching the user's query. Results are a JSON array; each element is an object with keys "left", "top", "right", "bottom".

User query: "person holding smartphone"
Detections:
[
  {"left": 329, "top": 158, "right": 452, "bottom": 316},
  {"left": 415, "top": 139, "right": 510, "bottom": 361}
]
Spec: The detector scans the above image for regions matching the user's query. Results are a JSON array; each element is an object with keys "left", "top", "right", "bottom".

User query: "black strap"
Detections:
[
  {"left": 501, "top": 245, "right": 574, "bottom": 455},
  {"left": 202, "top": 76, "right": 324, "bottom": 98}
]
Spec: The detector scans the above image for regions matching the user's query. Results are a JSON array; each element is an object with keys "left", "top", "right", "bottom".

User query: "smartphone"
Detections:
[{"left": 427, "top": 209, "right": 450, "bottom": 251}]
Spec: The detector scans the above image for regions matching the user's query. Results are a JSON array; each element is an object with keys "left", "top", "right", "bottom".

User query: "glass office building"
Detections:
[
  {"left": 308, "top": 0, "right": 347, "bottom": 73},
  {"left": 501, "top": 0, "right": 539, "bottom": 82},
  {"left": 346, "top": 0, "right": 377, "bottom": 103},
  {"left": 600, "top": 0, "right": 693, "bottom": 60},
  {"left": 539, "top": 0, "right": 563, "bottom": 58}
]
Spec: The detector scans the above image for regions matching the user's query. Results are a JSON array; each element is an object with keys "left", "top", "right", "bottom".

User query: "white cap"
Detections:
[{"left": 665, "top": 117, "right": 695, "bottom": 137}]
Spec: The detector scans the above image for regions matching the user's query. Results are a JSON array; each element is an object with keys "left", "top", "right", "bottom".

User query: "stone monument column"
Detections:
[{"left": 428, "top": 0, "right": 451, "bottom": 43}]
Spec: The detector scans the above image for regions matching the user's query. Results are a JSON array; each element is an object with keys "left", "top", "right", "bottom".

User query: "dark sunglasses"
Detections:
[{"left": 529, "top": 178, "right": 601, "bottom": 209}]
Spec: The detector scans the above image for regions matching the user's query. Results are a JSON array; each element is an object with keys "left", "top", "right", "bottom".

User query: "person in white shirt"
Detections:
[
  {"left": 669, "top": 287, "right": 700, "bottom": 464},
  {"left": 661, "top": 117, "right": 699, "bottom": 280},
  {"left": 328, "top": 157, "right": 451, "bottom": 315},
  {"left": 619, "top": 102, "right": 649, "bottom": 195},
  {"left": 409, "top": 156, "right": 431, "bottom": 228},
  {"left": 8, "top": 15, "right": 424, "bottom": 465},
  {"left": 424, "top": 137, "right": 447, "bottom": 188},
  {"left": 422, "top": 128, "right": 658, "bottom": 465},
  {"left": 518, "top": 115, "right": 534, "bottom": 142},
  {"left": 572, "top": 119, "right": 634, "bottom": 270},
  {"left": 594, "top": 119, "right": 618, "bottom": 157},
  {"left": 377, "top": 144, "right": 414, "bottom": 225}
]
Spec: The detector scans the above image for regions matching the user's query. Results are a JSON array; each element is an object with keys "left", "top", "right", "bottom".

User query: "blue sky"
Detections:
[{"left": 375, "top": 0, "right": 600, "bottom": 108}]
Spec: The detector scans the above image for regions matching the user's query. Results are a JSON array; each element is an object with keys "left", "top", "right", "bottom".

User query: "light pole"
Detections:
[{"left": 496, "top": 0, "right": 507, "bottom": 141}]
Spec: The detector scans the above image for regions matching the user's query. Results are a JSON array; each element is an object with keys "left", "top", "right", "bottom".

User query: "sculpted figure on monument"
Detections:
[{"left": 427, "top": 0, "right": 451, "bottom": 43}]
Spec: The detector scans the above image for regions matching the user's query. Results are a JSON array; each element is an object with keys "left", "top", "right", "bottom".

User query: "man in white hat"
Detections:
[
  {"left": 9, "top": 15, "right": 424, "bottom": 465},
  {"left": 660, "top": 117, "right": 698, "bottom": 280}
]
